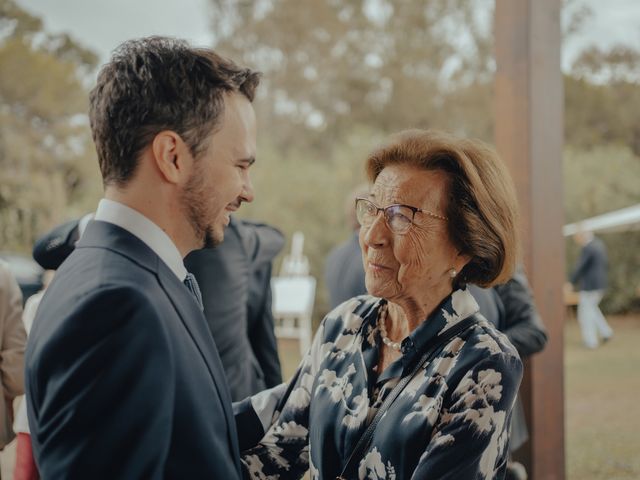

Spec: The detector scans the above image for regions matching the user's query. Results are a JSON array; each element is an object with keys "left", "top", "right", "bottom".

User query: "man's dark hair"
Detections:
[{"left": 89, "top": 36, "right": 261, "bottom": 186}]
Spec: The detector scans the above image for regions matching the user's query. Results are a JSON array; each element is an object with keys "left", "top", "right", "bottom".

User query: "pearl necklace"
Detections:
[{"left": 377, "top": 302, "right": 403, "bottom": 352}]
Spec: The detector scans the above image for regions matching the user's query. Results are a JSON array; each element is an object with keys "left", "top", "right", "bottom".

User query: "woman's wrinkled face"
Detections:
[{"left": 359, "top": 163, "right": 468, "bottom": 307}]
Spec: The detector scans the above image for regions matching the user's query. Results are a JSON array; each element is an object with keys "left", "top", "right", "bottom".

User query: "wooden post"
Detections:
[{"left": 495, "top": 1, "right": 565, "bottom": 479}]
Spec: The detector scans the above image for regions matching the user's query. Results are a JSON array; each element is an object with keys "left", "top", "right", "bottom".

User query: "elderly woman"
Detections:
[{"left": 236, "top": 129, "right": 523, "bottom": 479}]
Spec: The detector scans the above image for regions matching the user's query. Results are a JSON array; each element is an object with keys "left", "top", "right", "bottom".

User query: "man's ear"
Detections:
[{"left": 151, "top": 131, "right": 192, "bottom": 184}]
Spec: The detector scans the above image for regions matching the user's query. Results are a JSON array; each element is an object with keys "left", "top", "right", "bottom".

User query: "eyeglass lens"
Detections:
[{"left": 356, "top": 199, "right": 413, "bottom": 233}]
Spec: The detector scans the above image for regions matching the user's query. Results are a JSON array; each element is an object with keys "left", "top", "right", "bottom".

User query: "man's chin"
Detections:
[{"left": 203, "top": 228, "right": 223, "bottom": 249}]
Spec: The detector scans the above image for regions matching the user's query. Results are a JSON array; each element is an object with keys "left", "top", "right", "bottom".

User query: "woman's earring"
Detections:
[{"left": 449, "top": 268, "right": 457, "bottom": 278}]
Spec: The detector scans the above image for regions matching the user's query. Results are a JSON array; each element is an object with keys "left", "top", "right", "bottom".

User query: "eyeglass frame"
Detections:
[{"left": 355, "top": 197, "right": 448, "bottom": 234}]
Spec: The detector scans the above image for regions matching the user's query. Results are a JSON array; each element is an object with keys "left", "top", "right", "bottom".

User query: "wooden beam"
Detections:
[{"left": 494, "top": 1, "right": 565, "bottom": 479}]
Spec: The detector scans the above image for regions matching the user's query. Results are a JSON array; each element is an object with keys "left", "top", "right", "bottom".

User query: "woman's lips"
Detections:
[{"left": 368, "top": 262, "right": 391, "bottom": 272}]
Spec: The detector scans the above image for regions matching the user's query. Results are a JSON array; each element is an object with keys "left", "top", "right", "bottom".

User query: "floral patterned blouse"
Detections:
[{"left": 238, "top": 288, "right": 523, "bottom": 479}]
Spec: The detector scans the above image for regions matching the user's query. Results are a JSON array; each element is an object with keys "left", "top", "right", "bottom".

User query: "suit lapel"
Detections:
[
  {"left": 157, "top": 261, "right": 241, "bottom": 464},
  {"left": 79, "top": 221, "right": 241, "bottom": 470}
]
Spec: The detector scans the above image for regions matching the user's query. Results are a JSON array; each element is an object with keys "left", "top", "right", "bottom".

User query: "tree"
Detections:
[
  {"left": 571, "top": 44, "right": 640, "bottom": 84},
  {"left": 209, "top": 0, "right": 495, "bottom": 152},
  {"left": 0, "top": 0, "right": 100, "bottom": 251}
]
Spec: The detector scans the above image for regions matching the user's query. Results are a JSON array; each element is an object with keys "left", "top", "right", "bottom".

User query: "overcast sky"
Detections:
[
  {"left": 17, "top": 0, "right": 215, "bottom": 59},
  {"left": 14, "top": 0, "right": 640, "bottom": 71}
]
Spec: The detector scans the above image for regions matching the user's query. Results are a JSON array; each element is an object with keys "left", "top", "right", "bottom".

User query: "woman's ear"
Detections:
[
  {"left": 455, "top": 251, "right": 472, "bottom": 273},
  {"left": 152, "top": 131, "right": 193, "bottom": 184}
]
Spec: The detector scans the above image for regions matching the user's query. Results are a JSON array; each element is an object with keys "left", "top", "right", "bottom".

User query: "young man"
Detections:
[{"left": 25, "top": 37, "right": 259, "bottom": 479}]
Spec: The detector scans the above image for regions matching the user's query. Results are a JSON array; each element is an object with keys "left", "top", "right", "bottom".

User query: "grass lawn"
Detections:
[
  {"left": 565, "top": 315, "right": 640, "bottom": 480},
  {"left": 276, "top": 336, "right": 304, "bottom": 380}
]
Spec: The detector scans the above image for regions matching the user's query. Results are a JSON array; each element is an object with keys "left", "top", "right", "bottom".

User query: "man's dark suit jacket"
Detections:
[
  {"left": 469, "top": 270, "right": 548, "bottom": 358},
  {"left": 570, "top": 237, "right": 608, "bottom": 291},
  {"left": 184, "top": 217, "right": 283, "bottom": 401},
  {"left": 25, "top": 220, "right": 242, "bottom": 479}
]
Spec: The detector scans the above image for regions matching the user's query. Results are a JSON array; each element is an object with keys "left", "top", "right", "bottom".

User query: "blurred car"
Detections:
[{"left": 0, "top": 251, "right": 43, "bottom": 305}]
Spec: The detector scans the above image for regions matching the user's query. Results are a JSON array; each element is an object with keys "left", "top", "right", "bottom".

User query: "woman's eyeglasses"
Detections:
[{"left": 355, "top": 197, "right": 447, "bottom": 234}]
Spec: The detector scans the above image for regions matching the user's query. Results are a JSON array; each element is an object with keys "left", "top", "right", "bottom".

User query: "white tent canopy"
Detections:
[{"left": 563, "top": 203, "right": 640, "bottom": 236}]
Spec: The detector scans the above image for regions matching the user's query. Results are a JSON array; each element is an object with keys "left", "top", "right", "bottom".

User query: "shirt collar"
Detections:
[{"left": 94, "top": 198, "right": 187, "bottom": 281}]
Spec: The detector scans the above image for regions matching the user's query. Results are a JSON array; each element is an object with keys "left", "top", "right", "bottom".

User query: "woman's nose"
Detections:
[{"left": 362, "top": 212, "right": 389, "bottom": 249}]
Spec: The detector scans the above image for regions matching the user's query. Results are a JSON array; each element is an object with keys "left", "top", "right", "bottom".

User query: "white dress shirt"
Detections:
[{"left": 94, "top": 198, "right": 187, "bottom": 281}]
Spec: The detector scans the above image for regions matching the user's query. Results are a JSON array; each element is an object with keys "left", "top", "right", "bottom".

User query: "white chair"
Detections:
[{"left": 272, "top": 231, "right": 316, "bottom": 355}]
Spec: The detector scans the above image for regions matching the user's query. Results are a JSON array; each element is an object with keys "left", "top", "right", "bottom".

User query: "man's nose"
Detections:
[{"left": 240, "top": 174, "right": 255, "bottom": 203}]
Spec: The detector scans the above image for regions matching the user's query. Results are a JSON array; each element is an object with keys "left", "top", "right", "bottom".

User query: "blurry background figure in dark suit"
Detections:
[
  {"left": 570, "top": 229, "right": 612, "bottom": 349},
  {"left": 470, "top": 268, "right": 548, "bottom": 480},
  {"left": 185, "top": 216, "right": 284, "bottom": 400},
  {"left": 31, "top": 215, "right": 93, "bottom": 273},
  {"left": 324, "top": 184, "right": 369, "bottom": 309}
]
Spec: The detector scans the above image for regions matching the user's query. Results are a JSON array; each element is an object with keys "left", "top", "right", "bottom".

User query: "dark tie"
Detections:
[{"left": 183, "top": 273, "right": 204, "bottom": 311}]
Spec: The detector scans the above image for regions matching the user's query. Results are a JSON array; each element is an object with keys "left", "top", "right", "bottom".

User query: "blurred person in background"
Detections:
[
  {"left": 569, "top": 229, "right": 612, "bottom": 349},
  {"left": 325, "top": 184, "right": 368, "bottom": 309},
  {"left": 0, "top": 260, "right": 27, "bottom": 479},
  {"left": 12, "top": 272, "right": 55, "bottom": 480},
  {"left": 0, "top": 255, "right": 42, "bottom": 307},
  {"left": 235, "top": 129, "right": 523, "bottom": 479},
  {"left": 31, "top": 215, "right": 93, "bottom": 272},
  {"left": 13, "top": 216, "right": 92, "bottom": 480},
  {"left": 185, "top": 216, "right": 284, "bottom": 400},
  {"left": 470, "top": 268, "right": 547, "bottom": 480}
]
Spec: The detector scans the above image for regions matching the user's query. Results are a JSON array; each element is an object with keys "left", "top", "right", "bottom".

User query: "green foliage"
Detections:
[
  {"left": 565, "top": 317, "right": 640, "bottom": 478},
  {"left": 564, "top": 146, "right": 640, "bottom": 312},
  {"left": 564, "top": 146, "right": 640, "bottom": 221},
  {"left": 211, "top": 0, "right": 495, "bottom": 151},
  {"left": 571, "top": 44, "right": 640, "bottom": 84},
  {"left": 0, "top": 0, "right": 100, "bottom": 252},
  {"left": 565, "top": 75, "right": 640, "bottom": 155}
]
